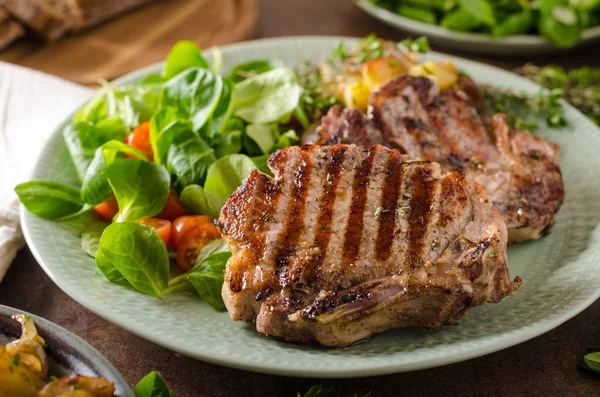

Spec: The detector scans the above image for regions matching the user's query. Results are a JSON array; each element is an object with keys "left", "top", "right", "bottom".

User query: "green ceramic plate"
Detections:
[
  {"left": 21, "top": 37, "right": 600, "bottom": 378},
  {"left": 357, "top": 0, "right": 600, "bottom": 55}
]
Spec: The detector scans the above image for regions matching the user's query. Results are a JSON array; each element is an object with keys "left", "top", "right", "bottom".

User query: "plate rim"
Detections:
[
  {"left": 356, "top": 0, "right": 600, "bottom": 48},
  {"left": 20, "top": 35, "right": 600, "bottom": 378}
]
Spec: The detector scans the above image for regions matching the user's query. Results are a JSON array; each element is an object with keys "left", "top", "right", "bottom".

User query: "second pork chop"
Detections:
[{"left": 314, "top": 76, "right": 564, "bottom": 243}]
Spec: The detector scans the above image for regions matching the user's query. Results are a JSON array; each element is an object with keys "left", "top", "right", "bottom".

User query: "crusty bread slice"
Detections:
[
  {"left": 0, "top": 18, "right": 25, "bottom": 49},
  {"left": 1, "top": 0, "right": 68, "bottom": 41}
]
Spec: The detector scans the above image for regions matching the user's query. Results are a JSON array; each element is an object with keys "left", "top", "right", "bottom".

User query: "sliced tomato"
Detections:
[
  {"left": 157, "top": 190, "right": 190, "bottom": 221},
  {"left": 136, "top": 218, "right": 172, "bottom": 246},
  {"left": 125, "top": 121, "right": 153, "bottom": 161},
  {"left": 93, "top": 196, "right": 119, "bottom": 222},
  {"left": 171, "top": 216, "right": 220, "bottom": 270}
]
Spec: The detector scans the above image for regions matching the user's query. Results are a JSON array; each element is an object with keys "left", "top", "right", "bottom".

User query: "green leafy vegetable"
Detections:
[
  {"left": 492, "top": 10, "right": 533, "bottom": 36},
  {"left": 15, "top": 181, "right": 86, "bottom": 221},
  {"left": 95, "top": 248, "right": 130, "bottom": 286},
  {"left": 460, "top": 0, "right": 496, "bottom": 25},
  {"left": 98, "top": 222, "right": 170, "bottom": 297},
  {"left": 397, "top": 5, "right": 438, "bottom": 24},
  {"left": 81, "top": 220, "right": 109, "bottom": 257},
  {"left": 73, "top": 83, "right": 160, "bottom": 130},
  {"left": 63, "top": 122, "right": 127, "bottom": 181},
  {"left": 166, "top": 130, "right": 216, "bottom": 187},
  {"left": 228, "top": 59, "right": 285, "bottom": 83},
  {"left": 178, "top": 154, "right": 256, "bottom": 217},
  {"left": 107, "top": 159, "right": 170, "bottom": 222},
  {"left": 579, "top": 346, "right": 600, "bottom": 374},
  {"left": 184, "top": 251, "right": 232, "bottom": 310},
  {"left": 205, "top": 78, "right": 234, "bottom": 140},
  {"left": 163, "top": 40, "right": 209, "bottom": 80},
  {"left": 179, "top": 184, "right": 213, "bottom": 217},
  {"left": 232, "top": 67, "right": 303, "bottom": 124},
  {"left": 160, "top": 67, "right": 224, "bottom": 131},
  {"left": 245, "top": 124, "right": 277, "bottom": 154},
  {"left": 133, "top": 371, "right": 176, "bottom": 397},
  {"left": 202, "top": 154, "right": 257, "bottom": 215},
  {"left": 81, "top": 140, "right": 147, "bottom": 205},
  {"left": 441, "top": 8, "right": 483, "bottom": 30},
  {"left": 149, "top": 109, "right": 191, "bottom": 164}
]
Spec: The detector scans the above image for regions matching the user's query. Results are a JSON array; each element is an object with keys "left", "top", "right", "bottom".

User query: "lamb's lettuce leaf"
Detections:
[
  {"left": 162, "top": 40, "right": 209, "bottom": 80},
  {"left": 106, "top": 159, "right": 170, "bottom": 222},
  {"left": 232, "top": 67, "right": 302, "bottom": 124},
  {"left": 98, "top": 222, "right": 169, "bottom": 297}
]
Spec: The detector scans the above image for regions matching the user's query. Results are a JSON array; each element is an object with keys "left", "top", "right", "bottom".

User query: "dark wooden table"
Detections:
[{"left": 2, "top": 1, "right": 600, "bottom": 395}]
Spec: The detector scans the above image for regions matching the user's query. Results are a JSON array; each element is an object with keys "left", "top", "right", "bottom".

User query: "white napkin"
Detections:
[{"left": 0, "top": 62, "right": 92, "bottom": 282}]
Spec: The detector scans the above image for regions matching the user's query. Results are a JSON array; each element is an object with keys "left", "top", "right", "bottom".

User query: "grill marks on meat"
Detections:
[
  {"left": 314, "top": 75, "right": 564, "bottom": 242},
  {"left": 217, "top": 144, "right": 521, "bottom": 347}
]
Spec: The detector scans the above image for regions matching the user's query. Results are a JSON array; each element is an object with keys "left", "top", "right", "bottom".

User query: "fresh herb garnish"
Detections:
[
  {"left": 399, "top": 37, "right": 431, "bottom": 53},
  {"left": 11, "top": 353, "right": 20, "bottom": 366},
  {"left": 482, "top": 86, "right": 567, "bottom": 132},
  {"left": 517, "top": 64, "right": 600, "bottom": 125}
]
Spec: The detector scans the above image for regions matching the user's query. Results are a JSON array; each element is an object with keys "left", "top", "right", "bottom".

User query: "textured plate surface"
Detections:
[
  {"left": 0, "top": 304, "right": 133, "bottom": 396},
  {"left": 21, "top": 37, "right": 600, "bottom": 378},
  {"left": 356, "top": 0, "right": 600, "bottom": 55}
]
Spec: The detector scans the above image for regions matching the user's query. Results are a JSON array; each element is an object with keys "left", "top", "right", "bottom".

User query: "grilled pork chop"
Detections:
[
  {"left": 313, "top": 76, "right": 564, "bottom": 243},
  {"left": 217, "top": 144, "right": 521, "bottom": 347}
]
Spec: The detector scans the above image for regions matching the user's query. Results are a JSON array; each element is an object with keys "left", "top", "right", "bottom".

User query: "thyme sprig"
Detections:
[
  {"left": 517, "top": 64, "right": 600, "bottom": 125},
  {"left": 482, "top": 85, "right": 567, "bottom": 132}
]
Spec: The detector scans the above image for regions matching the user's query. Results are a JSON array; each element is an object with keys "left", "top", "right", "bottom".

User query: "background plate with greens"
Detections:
[
  {"left": 357, "top": 0, "right": 600, "bottom": 55},
  {"left": 21, "top": 37, "right": 600, "bottom": 377}
]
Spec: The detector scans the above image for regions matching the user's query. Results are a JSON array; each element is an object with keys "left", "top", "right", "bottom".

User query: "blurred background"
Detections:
[{"left": 0, "top": 0, "right": 598, "bottom": 86}]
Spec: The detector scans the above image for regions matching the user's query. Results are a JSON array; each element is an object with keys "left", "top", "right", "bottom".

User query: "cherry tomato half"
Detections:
[
  {"left": 157, "top": 190, "right": 190, "bottom": 221},
  {"left": 136, "top": 218, "right": 172, "bottom": 246},
  {"left": 93, "top": 196, "right": 118, "bottom": 222},
  {"left": 171, "top": 216, "right": 221, "bottom": 270},
  {"left": 125, "top": 121, "right": 153, "bottom": 161}
]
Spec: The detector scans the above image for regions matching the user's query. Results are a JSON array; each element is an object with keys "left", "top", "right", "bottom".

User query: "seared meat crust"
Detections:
[{"left": 217, "top": 144, "right": 521, "bottom": 347}]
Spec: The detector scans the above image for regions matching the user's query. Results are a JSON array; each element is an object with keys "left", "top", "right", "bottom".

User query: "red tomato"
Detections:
[
  {"left": 125, "top": 121, "right": 153, "bottom": 161},
  {"left": 136, "top": 218, "right": 172, "bottom": 246},
  {"left": 171, "top": 216, "right": 221, "bottom": 270},
  {"left": 157, "top": 190, "right": 190, "bottom": 221},
  {"left": 93, "top": 196, "right": 118, "bottom": 222}
]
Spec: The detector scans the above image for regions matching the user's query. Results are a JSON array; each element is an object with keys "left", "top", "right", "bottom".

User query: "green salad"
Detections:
[
  {"left": 369, "top": 0, "right": 600, "bottom": 47},
  {"left": 15, "top": 40, "right": 309, "bottom": 309}
]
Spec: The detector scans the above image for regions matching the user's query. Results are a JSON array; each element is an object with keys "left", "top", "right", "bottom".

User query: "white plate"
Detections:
[
  {"left": 21, "top": 37, "right": 600, "bottom": 378},
  {"left": 357, "top": 0, "right": 600, "bottom": 55}
]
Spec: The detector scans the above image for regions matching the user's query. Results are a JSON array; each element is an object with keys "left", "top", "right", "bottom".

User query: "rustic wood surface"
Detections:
[
  {"left": 2, "top": 0, "right": 600, "bottom": 395},
  {"left": 0, "top": 0, "right": 258, "bottom": 85}
]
